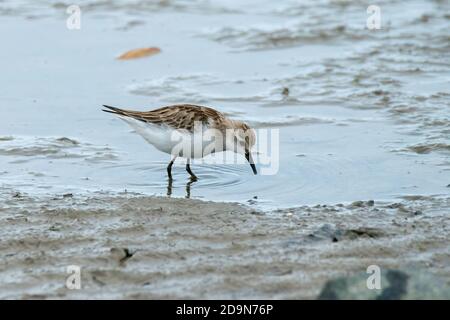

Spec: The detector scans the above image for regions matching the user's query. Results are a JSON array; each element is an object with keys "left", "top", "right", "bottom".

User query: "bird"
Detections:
[{"left": 102, "top": 104, "right": 257, "bottom": 181}]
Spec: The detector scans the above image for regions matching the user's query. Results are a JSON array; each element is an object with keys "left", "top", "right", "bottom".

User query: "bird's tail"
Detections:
[
  {"left": 102, "top": 104, "right": 150, "bottom": 125},
  {"left": 102, "top": 105, "right": 129, "bottom": 116}
]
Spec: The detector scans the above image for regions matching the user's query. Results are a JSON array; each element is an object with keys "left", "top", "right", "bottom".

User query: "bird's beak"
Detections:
[{"left": 245, "top": 150, "right": 257, "bottom": 175}]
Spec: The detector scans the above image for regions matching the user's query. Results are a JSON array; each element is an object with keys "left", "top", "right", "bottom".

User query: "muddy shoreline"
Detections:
[{"left": 1, "top": 193, "right": 448, "bottom": 299}]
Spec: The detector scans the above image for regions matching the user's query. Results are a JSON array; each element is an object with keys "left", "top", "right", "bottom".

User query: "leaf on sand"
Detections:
[{"left": 117, "top": 47, "right": 161, "bottom": 60}]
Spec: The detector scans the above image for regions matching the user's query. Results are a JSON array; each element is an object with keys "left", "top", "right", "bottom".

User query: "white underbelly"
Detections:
[{"left": 119, "top": 117, "right": 226, "bottom": 158}]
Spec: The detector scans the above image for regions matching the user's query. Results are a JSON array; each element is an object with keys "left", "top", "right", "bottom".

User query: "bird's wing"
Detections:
[{"left": 102, "top": 104, "right": 226, "bottom": 132}]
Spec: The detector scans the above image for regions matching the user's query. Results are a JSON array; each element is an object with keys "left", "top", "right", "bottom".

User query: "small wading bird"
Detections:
[{"left": 102, "top": 104, "right": 257, "bottom": 181}]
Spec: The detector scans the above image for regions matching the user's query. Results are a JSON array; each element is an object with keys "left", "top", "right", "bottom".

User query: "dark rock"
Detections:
[
  {"left": 56, "top": 137, "right": 79, "bottom": 145},
  {"left": 373, "top": 89, "right": 385, "bottom": 96},
  {"left": 318, "top": 269, "right": 450, "bottom": 300},
  {"left": 376, "top": 270, "right": 409, "bottom": 300},
  {"left": 349, "top": 200, "right": 374, "bottom": 208}
]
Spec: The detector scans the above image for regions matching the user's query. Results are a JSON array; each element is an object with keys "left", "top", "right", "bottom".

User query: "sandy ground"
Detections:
[{"left": 1, "top": 192, "right": 449, "bottom": 299}]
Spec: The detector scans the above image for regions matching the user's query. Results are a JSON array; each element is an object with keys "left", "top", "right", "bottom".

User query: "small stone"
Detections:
[
  {"left": 49, "top": 225, "right": 61, "bottom": 232},
  {"left": 373, "top": 89, "right": 384, "bottom": 95},
  {"left": 350, "top": 201, "right": 364, "bottom": 207},
  {"left": 110, "top": 248, "right": 134, "bottom": 263},
  {"left": 420, "top": 14, "right": 430, "bottom": 23}
]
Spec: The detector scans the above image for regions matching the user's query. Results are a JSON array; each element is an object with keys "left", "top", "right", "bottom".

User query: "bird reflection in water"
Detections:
[{"left": 166, "top": 177, "right": 197, "bottom": 199}]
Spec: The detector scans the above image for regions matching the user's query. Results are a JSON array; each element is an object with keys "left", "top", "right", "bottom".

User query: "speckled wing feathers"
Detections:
[{"left": 102, "top": 104, "right": 227, "bottom": 132}]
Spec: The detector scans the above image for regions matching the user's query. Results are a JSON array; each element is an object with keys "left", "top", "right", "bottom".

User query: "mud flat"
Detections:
[{"left": 1, "top": 192, "right": 448, "bottom": 299}]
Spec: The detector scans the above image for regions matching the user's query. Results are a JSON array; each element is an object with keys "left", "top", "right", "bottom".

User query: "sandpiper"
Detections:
[{"left": 102, "top": 104, "right": 257, "bottom": 180}]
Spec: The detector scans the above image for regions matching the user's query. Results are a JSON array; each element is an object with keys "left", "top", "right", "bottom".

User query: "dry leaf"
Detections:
[{"left": 117, "top": 47, "right": 161, "bottom": 60}]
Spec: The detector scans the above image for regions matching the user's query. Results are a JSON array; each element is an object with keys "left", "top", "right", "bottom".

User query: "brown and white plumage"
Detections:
[
  {"left": 103, "top": 104, "right": 228, "bottom": 132},
  {"left": 102, "top": 104, "right": 257, "bottom": 180}
]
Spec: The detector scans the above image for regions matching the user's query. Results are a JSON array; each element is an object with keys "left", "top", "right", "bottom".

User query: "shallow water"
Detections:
[{"left": 0, "top": 0, "right": 449, "bottom": 209}]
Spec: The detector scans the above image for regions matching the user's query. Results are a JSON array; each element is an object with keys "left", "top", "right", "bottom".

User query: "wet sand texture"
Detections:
[{"left": 1, "top": 194, "right": 448, "bottom": 299}]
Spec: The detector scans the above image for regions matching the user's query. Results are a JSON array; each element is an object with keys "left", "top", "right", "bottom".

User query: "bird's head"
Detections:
[{"left": 230, "top": 120, "right": 257, "bottom": 175}]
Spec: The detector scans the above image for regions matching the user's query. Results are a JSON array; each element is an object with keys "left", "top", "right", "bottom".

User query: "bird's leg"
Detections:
[
  {"left": 186, "top": 158, "right": 198, "bottom": 181},
  {"left": 167, "top": 156, "right": 176, "bottom": 180},
  {"left": 167, "top": 178, "right": 173, "bottom": 197},
  {"left": 185, "top": 180, "right": 192, "bottom": 199}
]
